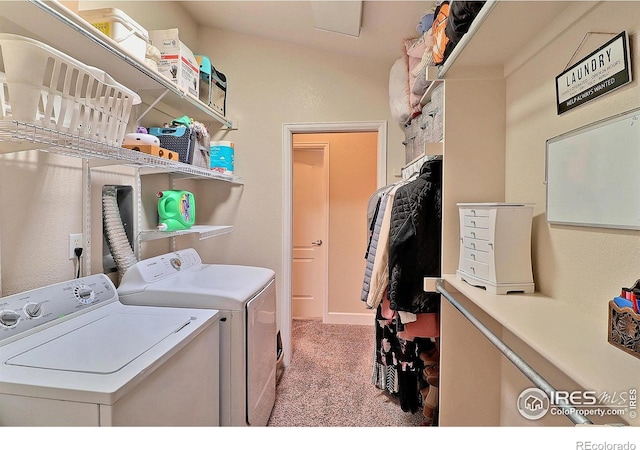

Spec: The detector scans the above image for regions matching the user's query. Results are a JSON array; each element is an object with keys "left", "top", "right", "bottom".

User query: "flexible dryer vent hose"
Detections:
[{"left": 102, "top": 186, "right": 138, "bottom": 281}]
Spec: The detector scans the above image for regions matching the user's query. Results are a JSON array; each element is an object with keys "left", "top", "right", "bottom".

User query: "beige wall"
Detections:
[
  {"left": 193, "top": 26, "right": 402, "bottom": 329},
  {"left": 499, "top": 2, "right": 640, "bottom": 424},
  {"left": 0, "top": 1, "right": 405, "bottom": 331},
  {"left": 293, "top": 132, "right": 377, "bottom": 319},
  {"left": 505, "top": 1, "right": 640, "bottom": 316}
]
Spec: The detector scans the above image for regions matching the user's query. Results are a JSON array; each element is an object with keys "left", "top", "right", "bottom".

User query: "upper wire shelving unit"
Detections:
[
  {"left": 25, "top": 0, "right": 235, "bottom": 130},
  {"left": 0, "top": 121, "right": 243, "bottom": 184}
]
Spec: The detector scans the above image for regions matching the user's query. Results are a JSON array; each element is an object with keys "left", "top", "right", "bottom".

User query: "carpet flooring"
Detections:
[{"left": 267, "top": 319, "right": 425, "bottom": 427}]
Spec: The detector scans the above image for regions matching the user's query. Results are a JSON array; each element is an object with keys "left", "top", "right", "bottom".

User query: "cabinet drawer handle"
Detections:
[
  {"left": 470, "top": 253, "right": 476, "bottom": 260},
  {"left": 470, "top": 209, "right": 476, "bottom": 215},
  {"left": 470, "top": 231, "right": 476, "bottom": 238},
  {"left": 489, "top": 242, "right": 494, "bottom": 250},
  {"left": 471, "top": 220, "right": 476, "bottom": 226},
  {"left": 470, "top": 242, "right": 475, "bottom": 249}
]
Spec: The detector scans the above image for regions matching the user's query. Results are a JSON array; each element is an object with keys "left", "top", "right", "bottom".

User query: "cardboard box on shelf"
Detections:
[
  {"left": 149, "top": 28, "right": 199, "bottom": 98},
  {"left": 123, "top": 144, "right": 179, "bottom": 161}
]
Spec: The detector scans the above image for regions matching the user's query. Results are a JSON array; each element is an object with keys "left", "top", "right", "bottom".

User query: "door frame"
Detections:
[
  {"left": 281, "top": 121, "right": 387, "bottom": 366},
  {"left": 292, "top": 142, "right": 330, "bottom": 323}
]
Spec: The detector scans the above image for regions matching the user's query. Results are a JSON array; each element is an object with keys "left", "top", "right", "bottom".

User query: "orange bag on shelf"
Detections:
[{"left": 432, "top": 1, "right": 452, "bottom": 66}]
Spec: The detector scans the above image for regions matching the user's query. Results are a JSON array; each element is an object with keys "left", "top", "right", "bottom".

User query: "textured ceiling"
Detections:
[{"left": 180, "top": 1, "right": 433, "bottom": 66}]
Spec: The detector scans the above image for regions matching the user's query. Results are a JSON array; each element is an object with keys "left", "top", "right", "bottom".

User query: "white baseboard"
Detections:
[{"left": 325, "top": 311, "right": 375, "bottom": 326}]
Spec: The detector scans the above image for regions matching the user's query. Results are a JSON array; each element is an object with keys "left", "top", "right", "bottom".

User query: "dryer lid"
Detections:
[
  {"left": 118, "top": 263, "right": 275, "bottom": 310},
  {"left": 6, "top": 313, "right": 192, "bottom": 374}
]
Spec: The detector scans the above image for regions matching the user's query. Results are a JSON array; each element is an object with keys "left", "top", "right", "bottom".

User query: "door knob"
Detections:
[{"left": 311, "top": 240, "right": 323, "bottom": 246}]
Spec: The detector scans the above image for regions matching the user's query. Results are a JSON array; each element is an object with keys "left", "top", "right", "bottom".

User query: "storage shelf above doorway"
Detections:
[{"left": 436, "top": 0, "right": 590, "bottom": 79}]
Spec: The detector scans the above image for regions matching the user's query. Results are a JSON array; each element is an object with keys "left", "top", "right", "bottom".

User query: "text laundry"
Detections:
[{"left": 565, "top": 49, "right": 612, "bottom": 86}]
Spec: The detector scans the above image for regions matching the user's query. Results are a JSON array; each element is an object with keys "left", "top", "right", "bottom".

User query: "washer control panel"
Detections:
[
  {"left": 123, "top": 248, "right": 202, "bottom": 284},
  {"left": 0, "top": 274, "right": 117, "bottom": 342}
]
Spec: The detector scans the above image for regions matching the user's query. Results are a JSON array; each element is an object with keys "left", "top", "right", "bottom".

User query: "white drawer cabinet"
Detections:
[{"left": 456, "top": 203, "right": 535, "bottom": 294}]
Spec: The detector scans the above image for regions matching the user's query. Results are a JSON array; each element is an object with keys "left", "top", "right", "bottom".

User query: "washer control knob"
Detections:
[
  {"left": 0, "top": 310, "right": 20, "bottom": 328},
  {"left": 23, "top": 302, "right": 42, "bottom": 318},
  {"left": 170, "top": 257, "right": 182, "bottom": 270},
  {"left": 74, "top": 285, "right": 95, "bottom": 304}
]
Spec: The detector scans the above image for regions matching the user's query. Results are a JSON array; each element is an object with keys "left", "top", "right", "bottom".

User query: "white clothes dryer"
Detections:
[
  {"left": 0, "top": 273, "right": 221, "bottom": 426},
  {"left": 117, "top": 248, "right": 277, "bottom": 427}
]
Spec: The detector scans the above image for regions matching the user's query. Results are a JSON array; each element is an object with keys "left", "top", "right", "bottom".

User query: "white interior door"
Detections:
[{"left": 292, "top": 144, "right": 328, "bottom": 320}]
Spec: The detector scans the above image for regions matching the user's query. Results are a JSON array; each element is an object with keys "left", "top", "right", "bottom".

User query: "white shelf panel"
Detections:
[
  {"left": 139, "top": 225, "right": 233, "bottom": 242},
  {"left": 419, "top": 67, "right": 443, "bottom": 106},
  {"left": 442, "top": 274, "right": 640, "bottom": 426},
  {"left": 400, "top": 142, "right": 443, "bottom": 180},
  {"left": 438, "top": 0, "right": 577, "bottom": 78}
]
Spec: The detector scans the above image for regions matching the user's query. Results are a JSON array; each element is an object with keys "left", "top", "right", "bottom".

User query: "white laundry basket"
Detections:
[{"left": 0, "top": 33, "right": 140, "bottom": 146}]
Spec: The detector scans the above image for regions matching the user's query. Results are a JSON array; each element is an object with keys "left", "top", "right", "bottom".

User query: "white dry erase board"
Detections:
[{"left": 546, "top": 107, "right": 640, "bottom": 230}]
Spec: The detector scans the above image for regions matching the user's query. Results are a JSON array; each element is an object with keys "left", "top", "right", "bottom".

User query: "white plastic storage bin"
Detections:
[
  {"left": 78, "top": 8, "right": 149, "bottom": 63},
  {"left": 0, "top": 33, "right": 141, "bottom": 146}
]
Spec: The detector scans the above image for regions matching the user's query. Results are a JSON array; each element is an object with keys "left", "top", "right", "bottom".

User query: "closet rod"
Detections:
[{"left": 434, "top": 279, "right": 594, "bottom": 426}]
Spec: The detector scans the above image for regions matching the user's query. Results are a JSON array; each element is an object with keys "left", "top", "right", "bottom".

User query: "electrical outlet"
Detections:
[{"left": 69, "top": 233, "right": 83, "bottom": 260}]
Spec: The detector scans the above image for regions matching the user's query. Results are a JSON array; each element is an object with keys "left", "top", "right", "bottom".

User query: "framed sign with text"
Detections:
[{"left": 556, "top": 31, "right": 631, "bottom": 115}]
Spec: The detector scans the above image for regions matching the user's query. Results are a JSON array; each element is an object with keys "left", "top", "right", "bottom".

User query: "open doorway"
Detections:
[{"left": 282, "top": 121, "right": 387, "bottom": 366}]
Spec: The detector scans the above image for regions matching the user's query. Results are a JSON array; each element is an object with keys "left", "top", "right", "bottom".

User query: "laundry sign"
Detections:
[{"left": 556, "top": 31, "right": 631, "bottom": 115}]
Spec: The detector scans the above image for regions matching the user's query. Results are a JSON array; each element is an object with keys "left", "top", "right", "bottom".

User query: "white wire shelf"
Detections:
[
  {"left": 0, "top": 120, "right": 243, "bottom": 184},
  {"left": 22, "top": 0, "right": 235, "bottom": 129},
  {"left": 139, "top": 225, "right": 233, "bottom": 242}
]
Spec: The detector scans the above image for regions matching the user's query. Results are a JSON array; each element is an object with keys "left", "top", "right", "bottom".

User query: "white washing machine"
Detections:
[
  {"left": 0, "top": 273, "right": 221, "bottom": 426},
  {"left": 117, "top": 248, "right": 277, "bottom": 427}
]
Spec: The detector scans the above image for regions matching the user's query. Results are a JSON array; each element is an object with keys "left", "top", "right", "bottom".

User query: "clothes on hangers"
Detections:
[
  {"left": 397, "top": 313, "right": 439, "bottom": 341},
  {"left": 371, "top": 292, "right": 439, "bottom": 416},
  {"left": 364, "top": 183, "right": 402, "bottom": 309},
  {"left": 366, "top": 184, "right": 390, "bottom": 240},
  {"left": 388, "top": 158, "right": 442, "bottom": 314},
  {"left": 363, "top": 156, "right": 443, "bottom": 426},
  {"left": 362, "top": 184, "right": 396, "bottom": 304},
  {"left": 361, "top": 169, "right": 423, "bottom": 309}
]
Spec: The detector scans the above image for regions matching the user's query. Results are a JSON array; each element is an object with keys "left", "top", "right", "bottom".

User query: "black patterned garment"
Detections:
[{"left": 371, "top": 304, "right": 437, "bottom": 416}]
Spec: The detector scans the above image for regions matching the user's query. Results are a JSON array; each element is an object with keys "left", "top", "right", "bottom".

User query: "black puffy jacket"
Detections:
[{"left": 388, "top": 159, "right": 442, "bottom": 314}]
